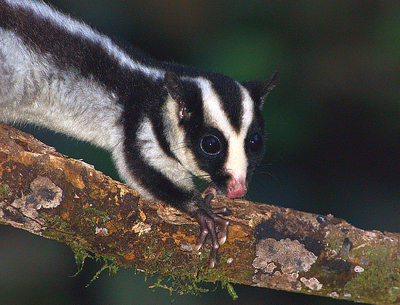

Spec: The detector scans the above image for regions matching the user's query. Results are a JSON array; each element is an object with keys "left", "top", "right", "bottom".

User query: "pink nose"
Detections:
[{"left": 227, "top": 177, "right": 247, "bottom": 198}]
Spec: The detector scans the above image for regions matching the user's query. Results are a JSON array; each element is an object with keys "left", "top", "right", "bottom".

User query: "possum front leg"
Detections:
[{"left": 192, "top": 193, "right": 231, "bottom": 268}]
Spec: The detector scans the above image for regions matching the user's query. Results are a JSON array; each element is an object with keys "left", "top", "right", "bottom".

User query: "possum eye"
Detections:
[
  {"left": 248, "top": 133, "right": 263, "bottom": 153},
  {"left": 200, "top": 135, "right": 221, "bottom": 155}
]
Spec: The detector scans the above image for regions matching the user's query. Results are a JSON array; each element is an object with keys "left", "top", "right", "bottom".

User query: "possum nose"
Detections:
[{"left": 227, "top": 176, "right": 248, "bottom": 198}]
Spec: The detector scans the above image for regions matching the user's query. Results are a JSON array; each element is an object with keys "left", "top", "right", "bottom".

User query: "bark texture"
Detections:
[{"left": 0, "top": 122, "right": 399, "bottom": 304}]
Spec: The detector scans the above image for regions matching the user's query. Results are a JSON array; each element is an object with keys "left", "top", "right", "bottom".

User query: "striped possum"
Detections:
[{"left": 0, "top": 0, "right": 278, "bottom": 267}]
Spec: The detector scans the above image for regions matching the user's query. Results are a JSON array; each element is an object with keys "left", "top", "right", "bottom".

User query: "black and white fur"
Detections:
[{"left": 0, "top": 0, "right": 278, "bottom": 267}]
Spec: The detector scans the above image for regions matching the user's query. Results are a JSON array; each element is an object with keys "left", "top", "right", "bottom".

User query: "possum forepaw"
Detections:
[{"left": 193, "top": 193, "right": 231, "bottom": 268}]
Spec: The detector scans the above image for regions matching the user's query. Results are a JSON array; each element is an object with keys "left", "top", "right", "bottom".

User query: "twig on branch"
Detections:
[{"left": 0, "top": 122, "right": 399, "bottom": 304}]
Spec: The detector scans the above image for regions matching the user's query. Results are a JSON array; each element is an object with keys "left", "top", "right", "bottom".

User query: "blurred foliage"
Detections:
[{"left": 2, "top": 1, "right": 399, "bottom": 304}]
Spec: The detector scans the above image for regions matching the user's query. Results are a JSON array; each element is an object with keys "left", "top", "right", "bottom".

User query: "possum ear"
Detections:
[
  {"left": 242, "top": 70, "right": 279, "bottom": 109},
  {"left": 164, "top": 71, "right": 191, "bottom": 121}
]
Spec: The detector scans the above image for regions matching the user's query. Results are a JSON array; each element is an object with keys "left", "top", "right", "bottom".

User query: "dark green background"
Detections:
[{"left": 1, "top": 1, "right": 399, "bottom": 304}]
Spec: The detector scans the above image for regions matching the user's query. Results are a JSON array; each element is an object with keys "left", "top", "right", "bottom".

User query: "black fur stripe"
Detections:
[
  {"left": 208, "top": 74, "right": 243, "bottom": 132},
  {"left": 0, "top": 1, "right": 132, "bottom": 95}
]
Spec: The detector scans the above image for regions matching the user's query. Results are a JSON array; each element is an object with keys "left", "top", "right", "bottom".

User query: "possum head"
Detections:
[{"left": 164, "top": 70, "right": 279, "bottom": 199}]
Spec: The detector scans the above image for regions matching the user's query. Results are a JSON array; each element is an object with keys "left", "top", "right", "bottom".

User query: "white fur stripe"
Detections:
[
  {"left": 5, "top": 0, "right": 165, "bottom": 80},
  {"left": 225, "top": 86, "right": 254, "bottom": 178},
  {"left": 239, "top": 85, "right": 255, "bottom": 140},
  {"left": 195, "top": 78, "right": 233, "bottom": 137},
  {"left": 163, "top": 96, "right": 209, "bottom": 180}
]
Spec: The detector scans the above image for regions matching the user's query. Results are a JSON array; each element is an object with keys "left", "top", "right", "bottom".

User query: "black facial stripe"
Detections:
[
  {"left": 180, "top": 80, "right": 204, "bottom": 116},
  {"left": 208, "top": 75, "right": 243, "bottom": 133},
  {"left": 245, "top": 116, "right": 267, "bottom": 170}
]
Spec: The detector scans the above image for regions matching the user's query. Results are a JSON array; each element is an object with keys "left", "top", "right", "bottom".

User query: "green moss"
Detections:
[
  {"left": 138, "top": 234, "right": 244, "bottom": 299},
  {"left": 85, "top": 254, "right": 119, "bottom": 287},
  {"left": 0, "top": 183, "right": 10, "bottom": 200},
  {"left": 40, "top": 211, "right": 120, "bottom": 285},
  {"left": 39, "top": 203, "right": 240, "bottom": 299},
  {"left": 70, "top": 247, "right": 89, "bottom": 277},
  {"left": 43, "top": 214, "right": 70, "bottom": 231},
  {"left": 324, "top": 229, "right": 346, "bottom": 253},
  {"left": 344, "top": 246, "right": 400, "bottom": 303},
  {"left": 81, "top": 206, "right": 111, "bottom": 231},
  {"left": 68, "top": 244, "right": 119, "bottom": 286},
  {"left": 83, "top": 206, "right": 109, "bottom": 218},
  {"left": 141, "top": 236, "right": 204, "bottom": 294},
  {"left": 222, "top": 281, "right": 238, "bottom": 300},
  {"left": 149, "top": 275, "right": 210, "bottom": 296}
]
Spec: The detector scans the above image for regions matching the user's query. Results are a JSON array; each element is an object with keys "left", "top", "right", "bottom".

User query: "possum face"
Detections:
[{"left": 164, "top": 71, "right": 278, "bottom": 199}]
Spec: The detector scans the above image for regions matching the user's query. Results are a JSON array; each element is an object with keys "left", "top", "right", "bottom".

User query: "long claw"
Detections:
[
  {"left": 211, "top": 206, "right": 232, "bottom": 216},
  {"left": 215, "top": 215, "right": 229, "bottom": 245},
  {"left": 209, "top": 246, "right": 218, "bottom": 268},
  {"left": 193, "top": 222, "right": 208, "bottom": 252},
  {"left": 192, "top": 193, "right": 231, "bottom": 267}
]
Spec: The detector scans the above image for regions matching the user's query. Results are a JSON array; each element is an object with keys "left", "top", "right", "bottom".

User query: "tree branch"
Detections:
[{"left": 0, "top": 122, "right": 399, "bottom": 304}]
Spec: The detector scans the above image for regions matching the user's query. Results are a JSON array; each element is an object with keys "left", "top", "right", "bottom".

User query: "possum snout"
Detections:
[{"left": 226, "top": 175, "right": 248, "bottom": 198}]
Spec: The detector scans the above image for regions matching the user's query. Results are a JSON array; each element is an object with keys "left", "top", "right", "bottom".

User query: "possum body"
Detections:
[{"left": 0, "top": 0, "right": 278, "bottom": 267}]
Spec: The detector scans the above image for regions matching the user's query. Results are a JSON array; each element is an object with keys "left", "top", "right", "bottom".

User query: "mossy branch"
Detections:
[{"left": 0, "top": 122, "right": 399, "bottom": 304}]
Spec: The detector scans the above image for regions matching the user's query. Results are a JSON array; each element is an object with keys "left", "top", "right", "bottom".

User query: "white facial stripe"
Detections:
[
  {"left": 225, "top": 87, "right": 255, "bottom": 179},
  {"left": 163, "top": 97, "right": 209, "bottom": 179},
  {"left": 195, "top": 78, "right": 255, "bottom": 179},
  {"left": 240, "top": 85, "right": 256, "bottom": 140},
  {"left": 195, "top": 78, "right": 233, "bottom": 138}
]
